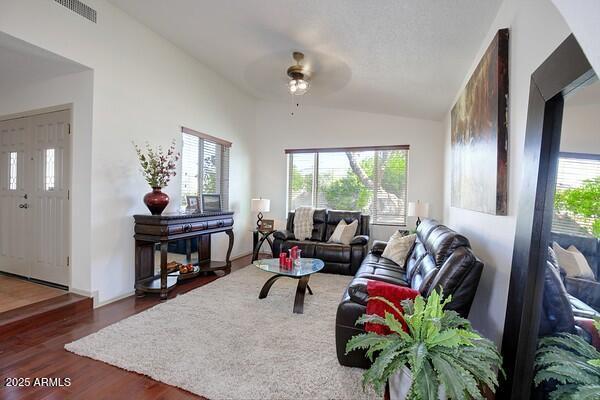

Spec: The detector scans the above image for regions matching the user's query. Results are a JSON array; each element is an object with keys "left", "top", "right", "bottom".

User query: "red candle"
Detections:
[{"left": 279, "top": 253, "right": 287, "bottom": 267}]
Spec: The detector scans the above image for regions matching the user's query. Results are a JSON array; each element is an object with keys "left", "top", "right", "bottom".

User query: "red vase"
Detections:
[{"left": 143, "top": 187, "right": 169, "bottom": 215}]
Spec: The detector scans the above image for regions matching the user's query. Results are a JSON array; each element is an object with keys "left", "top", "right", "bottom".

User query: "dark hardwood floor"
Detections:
[{"left": 0, "top": 254, "right": 254, "bottom": 400}]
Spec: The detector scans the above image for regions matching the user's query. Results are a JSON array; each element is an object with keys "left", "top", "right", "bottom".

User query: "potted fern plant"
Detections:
[
  {"left": 535, "top": 319, "right": 600, "bottom": 398},
  {"left": 346, "top": 291, "right": 503, "bottom": 400}
]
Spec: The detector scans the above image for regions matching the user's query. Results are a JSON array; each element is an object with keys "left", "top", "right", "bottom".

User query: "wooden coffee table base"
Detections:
[{"left": 258, "top": 274, "right": 313, "bottom": 314}]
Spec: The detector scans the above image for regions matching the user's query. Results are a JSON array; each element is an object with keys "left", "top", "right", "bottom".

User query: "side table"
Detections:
[{"left": 252, "top": 230, "right": 275, "bottom": 261}]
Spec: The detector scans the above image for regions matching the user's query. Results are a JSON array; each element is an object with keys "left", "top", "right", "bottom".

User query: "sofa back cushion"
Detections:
[
  {"left": 422, "top": 225, "right": 471, "bottom": 267},
  {"left": 426, "top": 246, "right": 483, "bottom": 317},
  {"left": 405, "top": 239, "right": 427, "bottom": 280},
  {"left": 416, "top": 219, "right": 443, "bottom": 243},
  {"left": 286, "top": 209, "right": 328, "bottom": 241},
  {"left": 411, "top": 254, "right": 438, "bottom": 295},
  {"left": 325, "top": 211, "right": 362, "bottom": 242},
  {"left": 408, "top": 219, "right": 473, "bottom": 298}
]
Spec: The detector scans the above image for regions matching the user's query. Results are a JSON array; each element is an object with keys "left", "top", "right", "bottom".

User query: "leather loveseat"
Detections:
[
  {"left": 272, "top": 209, "right": 370, "bottom": 276},
  {"left": 336, "top": 219, "right": 484, "bottom": 368}
]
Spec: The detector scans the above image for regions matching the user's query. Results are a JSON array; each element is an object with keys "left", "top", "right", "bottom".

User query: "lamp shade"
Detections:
[
  {"left": 251, "top": 198, "right": 270, "bottom": 213},
  {"left": 407, "top": 201, "right": 429, "bottom": 218}
]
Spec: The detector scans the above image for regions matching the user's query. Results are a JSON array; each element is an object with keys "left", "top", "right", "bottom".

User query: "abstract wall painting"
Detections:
[{"left": 451, "top": 28, "right": 509, "bottom": 215}]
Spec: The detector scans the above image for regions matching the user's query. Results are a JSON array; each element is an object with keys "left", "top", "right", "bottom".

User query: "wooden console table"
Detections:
[{"left": 133, "top": 211, "right": 234, "bottom": 300}]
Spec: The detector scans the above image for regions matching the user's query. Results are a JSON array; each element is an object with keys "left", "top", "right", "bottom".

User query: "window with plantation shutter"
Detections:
[
  {"left": 286, "top": 145, "right": 409, "bottom": 225},
  {"left": 180, "top": 127, "right": 231, "bottom": 210},
  {"left": 552, "top": 152, "right": 600, "bottom": 237}
]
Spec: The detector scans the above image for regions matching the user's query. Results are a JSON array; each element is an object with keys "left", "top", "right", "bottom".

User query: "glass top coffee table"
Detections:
[{"left": 253, "top": 258, "right": 325, "bottom": 314}]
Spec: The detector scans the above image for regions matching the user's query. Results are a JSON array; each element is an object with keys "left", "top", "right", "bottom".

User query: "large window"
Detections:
[
  {"left": 287, "top": 146, "right": 409, "bottom": 225},
  {"left": 180, "top": 127, "right": 231, "bottom": 209},
  {"left": 552, "top": 152, "right": 600, "bottom": 237}
]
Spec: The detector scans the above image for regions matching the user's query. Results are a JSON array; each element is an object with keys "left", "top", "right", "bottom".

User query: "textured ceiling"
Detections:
[
  {"left": 0, "top": 32, "right": 88, "bottom": 91},
  {"left": 109, "top": 0, "right": 503, "bottom": 120}
]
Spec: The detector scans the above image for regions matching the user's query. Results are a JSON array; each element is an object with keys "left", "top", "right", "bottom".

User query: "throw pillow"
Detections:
[
  {"left": 567, "top": 245, "right": 595, "bottom": 279},
  {"left": 552, "top": 242, "right": 595, "bottom": 279},
  {"left": 328, "top": 219, "right": 358, "bottom": 245},
  {"left": 382, "top": 232, "right": 416, "bottom": 267}
]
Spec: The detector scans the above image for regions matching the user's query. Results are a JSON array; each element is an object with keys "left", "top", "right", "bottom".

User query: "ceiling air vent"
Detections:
[{"left": 54, "top": 0, "right": 97, "bottom": 23}]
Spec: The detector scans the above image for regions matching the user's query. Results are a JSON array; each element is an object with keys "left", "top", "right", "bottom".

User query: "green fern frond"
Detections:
[
  {"left": 349, "top": 290, "right": 503, "bottom": 399},
  {"left": 356, "top": 313, "right": 387, "bottom": 326},
  {"left": 345, "top": 332, "right": 395, "bottom": 354},
  {"left": 413, "top": 358, "right": 439, "bottom": 400},
  {"left": 535, "top": 324, "right": 600, "bottom": 399}
]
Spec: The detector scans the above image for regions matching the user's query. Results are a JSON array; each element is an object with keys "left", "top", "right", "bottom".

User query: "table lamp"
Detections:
[
  {"left": 408, "top": 200, "right": 429, "bottom": 227},
  {"left": 251, "top": 198, "right": 270, "bottom": 229}
]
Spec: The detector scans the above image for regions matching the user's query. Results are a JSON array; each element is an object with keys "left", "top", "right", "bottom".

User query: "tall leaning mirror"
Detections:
[{"left": 500, "top": 34, "right": 599, "bottom": 399}]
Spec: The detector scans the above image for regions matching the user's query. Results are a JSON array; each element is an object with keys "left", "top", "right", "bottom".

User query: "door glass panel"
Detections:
[
  {"left": 45, "top": 148, "right": 55, "bottom": 191},
  {"left": 8, "top": 151, "right": 17, "bottom": 190}
]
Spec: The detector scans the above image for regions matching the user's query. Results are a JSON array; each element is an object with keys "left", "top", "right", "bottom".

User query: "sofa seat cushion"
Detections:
[
  {"left": 322, "top": 262, "right": 352, "bottom": 275},
  {"left": 280, "top": 240, "right": 316, "bottom": 258},
  {"left": 355, "top": 259, "right": 409, "bottom": 286},
  {"left": 315, "top": 243, "right": 351, "bottom": 263}
]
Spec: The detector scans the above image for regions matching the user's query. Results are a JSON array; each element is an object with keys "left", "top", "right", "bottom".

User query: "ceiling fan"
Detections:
[{"left": 287, "top": 51, "right": 310, "bottom": 96}]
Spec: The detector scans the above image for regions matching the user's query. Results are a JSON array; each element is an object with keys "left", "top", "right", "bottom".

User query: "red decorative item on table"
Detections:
[
  {"left": 279, "top": 253, "right": 287, "bottom": 267},
  {"left": 290, "top": 246, "right": 298, "bottom": 260},
  {"left": 365, "top": 280, "right": 419, "bottom": 335}
]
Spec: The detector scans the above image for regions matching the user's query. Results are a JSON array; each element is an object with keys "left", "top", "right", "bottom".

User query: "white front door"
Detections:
[
  {"left": 0, "top": 117, "right": 32, "bottom": 277},
  {"left": 0, "top": 110, "right": 71, "bottom": 286}
]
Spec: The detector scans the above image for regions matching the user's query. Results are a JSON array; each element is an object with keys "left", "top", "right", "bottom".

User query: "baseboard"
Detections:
[{"left": 95, "top": 290, "right": 135, "bottom": 308}]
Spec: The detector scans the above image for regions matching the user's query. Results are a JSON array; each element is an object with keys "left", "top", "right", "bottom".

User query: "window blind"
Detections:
[
  {"left": 287, "top": 146, "right": 409, "bottom": 225},
  {"left": 180, "top": 128, "right": 230, "bottom": 209},
  {"left": 552, "top": 153, "right": 600, "bottom": 237}
]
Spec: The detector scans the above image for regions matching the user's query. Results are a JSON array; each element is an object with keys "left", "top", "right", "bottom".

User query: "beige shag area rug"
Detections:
[{"left": 65, "top": 266, "right": 377, "bottom": 400}]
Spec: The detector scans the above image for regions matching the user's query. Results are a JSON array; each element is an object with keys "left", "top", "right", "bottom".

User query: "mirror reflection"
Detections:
[{"left": 537, "top": 76, "right": 600, "bottom": 398}]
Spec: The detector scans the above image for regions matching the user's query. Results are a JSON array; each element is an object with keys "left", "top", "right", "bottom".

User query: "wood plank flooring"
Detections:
[
  {"left": 0, "top": 275, "right": 65, "bottom": 314},
  {"left": 0, "top": 255, "right": 254, "bottom": 400}
]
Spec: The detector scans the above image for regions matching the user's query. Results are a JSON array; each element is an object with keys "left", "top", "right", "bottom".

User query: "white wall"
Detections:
[
  {"left": 561, "top": 102, "right": 600, "bottom": 154},
  {"left": 0, "top": 0, "right": 255, "bottom": 304},
  {"left": 442, "top": 0, "right": 571, "bottom": 345},
  {"left": 253, "top": 101, "right": 444, "bottom": 241},
  {"left": 0, "top": 70, "right": 94, "bottom": 293},
  {"left": 552, "top": 0, "right": 600, "bottom": 75}
]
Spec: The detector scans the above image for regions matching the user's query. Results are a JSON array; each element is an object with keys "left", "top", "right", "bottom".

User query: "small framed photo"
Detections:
[
  {"left": 202, "top": 194, "right": 222, "bottom": 212},
  {"left": 259, "top": 219, "right": 274, "bottom": 232},
  {"left": 186, "top": 195, "right": 200, "bottom": 211}
]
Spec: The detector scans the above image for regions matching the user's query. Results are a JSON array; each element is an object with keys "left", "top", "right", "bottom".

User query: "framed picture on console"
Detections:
[
  {"left": 202, "top": 194, "right": 222, "bottom": 212},
  {"left": 259, "top": 219, "right": 274, "bottom": 232},
  {"left": 186, "top": 195, "right": 200, "bottom": 211}
]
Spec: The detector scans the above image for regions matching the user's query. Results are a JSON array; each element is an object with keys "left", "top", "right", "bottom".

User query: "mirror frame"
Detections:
[{"left": 499, "top": 34, "right": 596, "bottom": 399}]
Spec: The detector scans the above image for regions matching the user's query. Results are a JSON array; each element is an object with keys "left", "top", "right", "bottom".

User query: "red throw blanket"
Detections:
[
  {"left": 575, "top": 318, "right": 600, "bottom": 351},
  {"left": 365, "top": 280, "right": 419, "bottom": 335}
]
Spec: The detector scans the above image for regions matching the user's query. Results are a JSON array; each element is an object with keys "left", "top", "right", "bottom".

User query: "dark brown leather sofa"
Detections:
[
  {"left": 272, "top": 210, "right": 370, "bottom": 275},
  {"left": 336, "top": 219, "right": 484, "bottom": 368}
]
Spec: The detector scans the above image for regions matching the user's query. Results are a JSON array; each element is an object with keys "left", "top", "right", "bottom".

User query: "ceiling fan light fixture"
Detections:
[
  {"left": 289, "top": 78, "right": 309, "bottom": 95},
  {"left": 287, "top": 51, "right": 310, "bottom": 96}
]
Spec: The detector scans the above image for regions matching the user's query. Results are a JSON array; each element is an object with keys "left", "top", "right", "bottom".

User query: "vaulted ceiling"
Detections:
[{"left": 109, "top": 0, "right": 503, "bottom": 120}]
